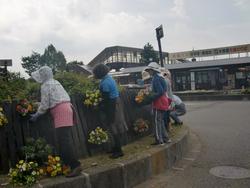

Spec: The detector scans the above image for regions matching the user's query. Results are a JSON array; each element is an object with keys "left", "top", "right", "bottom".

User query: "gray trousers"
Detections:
[
  {"left": 153, "top": 109, "right": 168, "bottom": 143},
  {"left": 170, "top": 103, "right": 186, "bottom": 124}
]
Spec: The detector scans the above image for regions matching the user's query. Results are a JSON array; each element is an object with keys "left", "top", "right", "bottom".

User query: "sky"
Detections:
[{"left": 0, "top": 0, "right": 250, "bottom": 76}]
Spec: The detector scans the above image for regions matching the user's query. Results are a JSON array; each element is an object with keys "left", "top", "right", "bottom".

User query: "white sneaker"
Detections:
[{"left": 167, "top": 139, "right": 172, "bottom": 143}]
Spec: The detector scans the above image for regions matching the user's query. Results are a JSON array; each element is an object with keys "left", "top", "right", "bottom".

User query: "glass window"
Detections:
[{"left": 236, "top": 72, "right": 245, "bottom": 79}]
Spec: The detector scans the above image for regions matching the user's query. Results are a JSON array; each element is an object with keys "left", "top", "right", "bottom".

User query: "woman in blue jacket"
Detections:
[
  {"left": 92, "top": 64, "right": 128, "bottom": 158},
  {"left": 145, "top": 62, "right": 171, "bottom": 145}
]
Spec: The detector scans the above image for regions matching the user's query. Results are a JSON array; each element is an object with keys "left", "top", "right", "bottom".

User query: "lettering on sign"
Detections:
[{"left": 169, "top": 44, "right": 250, "bottom": 60}]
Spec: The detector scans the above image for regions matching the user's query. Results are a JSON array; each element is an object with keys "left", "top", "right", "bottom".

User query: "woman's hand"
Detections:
[{"left": 29, "top": 112, "right": 41, "bottom": 122}]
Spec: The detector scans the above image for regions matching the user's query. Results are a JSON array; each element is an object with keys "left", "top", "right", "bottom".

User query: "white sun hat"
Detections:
[{"left": 144, "top": 62, "right": 161, "bottom": 73}]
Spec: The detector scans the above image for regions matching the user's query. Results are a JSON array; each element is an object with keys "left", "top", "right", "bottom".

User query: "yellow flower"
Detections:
[
  {"left": 39, "top": 168, "right": 44, "bottom": 174},
  {"left": 51, "top": 171, "right": 57, "bottom": 177},
  {"left": 12, "top": 171, "right": 17, "bottom": 177},
  {"left": 55, "top": 156, "right": 60, "bottom": 162},
  {"left": 19, "top": 160, "right": 24, "bottom": 164},
  {"left": 32, "top": 171, "right": 36, "bottom": 175}
]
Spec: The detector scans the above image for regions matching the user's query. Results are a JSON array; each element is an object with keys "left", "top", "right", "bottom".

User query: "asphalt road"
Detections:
[{"left": 136, "top": 101, "right": 250, "bottom": 188}]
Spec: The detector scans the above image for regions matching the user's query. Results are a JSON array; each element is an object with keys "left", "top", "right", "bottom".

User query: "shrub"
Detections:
[
  {"left": 241, "top": 88, "right": 250, "bottom": 94},
  {"left": 21, "top": 138, "right": 53, "bottom": 166},
  {"left": 88, "top": 127, "right": 109, "bottom": 145},
  {"left": 24, "top": 80, "right": 40, "bottom": 101},
  {"left": 83, "top": 89, "right": 102, "bottom": 107},
  {"left": 8, "top": 160, "right": 40, "bottom": 187},
  {"left": 55, "top": 72, "right": 99, "bottom": 96},
  {"left": 0, "top": 73, "right": 27, "bottom": 103}
]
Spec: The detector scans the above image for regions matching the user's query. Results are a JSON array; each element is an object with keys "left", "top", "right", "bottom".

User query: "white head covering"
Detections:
[
  {"left": 31, "top": 66, "right": 53, "bottom": 83},
  {"left": 160, "top": 67, "right": 171, "bottom": 79},
  {"left": 31, "top": 66, "right": 70, "bottom": 114},
  {"left": 141, "top": 70, "right": 151, "bottom": 81},
  {"left": 144, "top": 62, "right": 161, "bottom": 73}
]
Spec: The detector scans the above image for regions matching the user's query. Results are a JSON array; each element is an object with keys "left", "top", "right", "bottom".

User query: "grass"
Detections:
[{"left": 80, "top": 125, "right": 184, "bottom": 170}]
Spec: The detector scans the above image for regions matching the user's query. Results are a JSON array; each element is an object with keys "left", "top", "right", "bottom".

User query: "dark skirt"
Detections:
[{"left": 110, "top": 98, "right": 128, "bottom": 135}]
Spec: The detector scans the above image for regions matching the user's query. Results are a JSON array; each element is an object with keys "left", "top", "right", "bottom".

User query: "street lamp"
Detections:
[{"left": 155, "top": 25, "right": 164, "bottom": 67}]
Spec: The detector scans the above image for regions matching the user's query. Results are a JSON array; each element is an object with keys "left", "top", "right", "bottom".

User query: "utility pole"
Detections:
[{"left": 155, "top": 25, "right": 164, "bottom": 67}]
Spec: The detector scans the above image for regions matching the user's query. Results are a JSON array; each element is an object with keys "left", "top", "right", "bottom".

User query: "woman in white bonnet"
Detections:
[{"left": 30, "top": 66, "right": 82, "bottom": 177}]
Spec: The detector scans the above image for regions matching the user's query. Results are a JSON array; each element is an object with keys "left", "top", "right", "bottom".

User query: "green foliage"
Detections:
[
  {"left": 55, "top": 72, "right": 99, "bottom": 96},
  {"left": 241, "top": 88, "right": 250, "bottom": 94},
  {"left": 0, "top": 71, "right": 100, "bottom": 102},
  {"left": 0, "top": 72, "right": 41, "bottom": 103},
  {"left": 9, "top": 160, "right": 40, "bottom": 187},
  {"left": 21, "top": 51, "right": 41, "bottom": 76},
  {"left": 141, "top": 42, "right": 159, "bottom": 65},
  {"left": 40, "top": 45, "right": 67, "bottom": 72},
  {"left": 21, "top": 137, "right": 53, "bottom": 166},
  {"left": 24, "top": 80, "right": 40, "bottom": 101},
  {"left": 0, "top": 70, "right": 126, "bottom": 103},
  {"left": 0, "top": 73, "right": 27, "bottom": 103},
  {"left": 21, "top": 44, "right": 67, "bottom": 75},
  {"left": 88, "top": 127, "right": 109, "bottom": 145}
]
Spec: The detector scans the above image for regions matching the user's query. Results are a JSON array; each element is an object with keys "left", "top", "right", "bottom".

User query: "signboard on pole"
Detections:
[
  {"left": 156, "top": 25, "right": 164, "bottom": 39},
  {"left": 155, "top": 25, "right": 164, "bottom": 67},
  {"left": 0, "top": 59, "right": 12, "bottom": 66}
]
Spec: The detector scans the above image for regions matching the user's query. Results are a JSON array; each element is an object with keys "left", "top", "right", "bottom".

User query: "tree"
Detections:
[
  {"left": 21, "top": 44, "right": 67, "bottom": 75},
  {"left": 40, "top": 44, "right": 67, "bottom": 72},
  {"left": 141, "top": 43, "right": 159, "bottom": 65},
  {"left": 21, "top": 52, "right": 41, "bottom": 76}
]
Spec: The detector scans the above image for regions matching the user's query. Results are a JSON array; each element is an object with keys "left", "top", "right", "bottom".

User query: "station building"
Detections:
[{"left": 87, "top": 44, "right": 250, "bottom": 91}]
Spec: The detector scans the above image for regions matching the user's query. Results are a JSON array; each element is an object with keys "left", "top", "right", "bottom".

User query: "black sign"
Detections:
[
  {"left": 156, "top": 25, "right": 164, "bottom": 39},
  {"left": 0, "top": 59, "right": 12, "bottom": 66}
]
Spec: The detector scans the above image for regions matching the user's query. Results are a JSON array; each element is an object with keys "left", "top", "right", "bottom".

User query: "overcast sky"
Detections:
[{"left": 0, "top": 0, "right": 249, "bottom": 76}]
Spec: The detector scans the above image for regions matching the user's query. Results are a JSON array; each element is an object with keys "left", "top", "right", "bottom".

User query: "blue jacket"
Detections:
[
  {"left": 100, "top": 75, "right": 119, "bottom": 99},
  {"left": 152, "top": 73, "right": 167, "bottom": 100}
]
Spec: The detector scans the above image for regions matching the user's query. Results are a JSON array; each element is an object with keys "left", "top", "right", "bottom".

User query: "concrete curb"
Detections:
[{"left": 36, "top": 128, "right": 189, "bottom": 188}]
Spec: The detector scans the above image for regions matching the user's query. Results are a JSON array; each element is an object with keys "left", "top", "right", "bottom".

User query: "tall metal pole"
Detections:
[
  {"left": 155, "top": 25, "right": 164, "bottom": 67},
  {"left": 157, "top": 38, "right": 164, "bottom": 67}
]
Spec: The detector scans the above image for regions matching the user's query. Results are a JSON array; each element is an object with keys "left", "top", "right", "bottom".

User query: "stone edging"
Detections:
[
  {"left": 35, "top": 128, "right": 189, "bottom": 188},
  {"left": 180, "top": 94, "right": 250, "bottom": 101}
]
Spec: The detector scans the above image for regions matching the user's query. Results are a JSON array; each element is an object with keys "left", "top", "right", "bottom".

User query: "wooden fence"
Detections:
[{"left": 0, "top": 88, "right": 152, "bottom": 173}]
